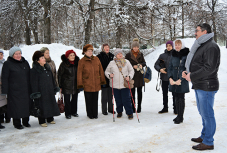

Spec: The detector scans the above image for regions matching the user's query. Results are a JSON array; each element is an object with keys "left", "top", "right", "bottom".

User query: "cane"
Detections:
[
  {"left": 112, "top": 77, "right": 115, "bottom": 122},
  {"left": 127, "top": 81, "right": 140, "bottom": 123}
]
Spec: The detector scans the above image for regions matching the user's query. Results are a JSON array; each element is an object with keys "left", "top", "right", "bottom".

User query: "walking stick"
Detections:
[
  {"left": 112, "top": 77, "right": 115, "bottom": 122},
  {"left": 127, "top": 81, "right": 140, "bottom": 123}
]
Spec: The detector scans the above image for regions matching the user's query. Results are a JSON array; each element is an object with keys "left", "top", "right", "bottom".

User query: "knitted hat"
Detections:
[
  {"left": 65, "top": 50, "right": 76, "bottom": 58},
  {"left": 101, "top": 43, "right": 109, "bottom": 51},
  {"left": 83, "top": 44, "right": 94, "bottom": 55},
  {"left": 32, "top": 51, "right": 44, "bottom": 62},
  {"left": 40, "top": 47, "right": 49, "bottom": 53},
  {"left": 114, "top": 48, "right": 123, "bottom": 57},
  {"left": 0, "top": 50, "right": 4, "bottom": 54},
  {"left": 131, "top": 38, "right": 140, "bottom": 49},
  {"left": 9, "top": 46, "right": 22, "bottom": 57},
  {"left": 166, "top": 40, "right": 173, "bottom": 47}
]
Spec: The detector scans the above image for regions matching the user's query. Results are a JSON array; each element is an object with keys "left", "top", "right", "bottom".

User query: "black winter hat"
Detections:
[{"left": 32, "top": 51, "right": 44, "bottom": 62}]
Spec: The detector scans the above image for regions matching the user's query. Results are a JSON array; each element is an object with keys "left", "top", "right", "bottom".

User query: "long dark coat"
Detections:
[
  {"left": 168, "top": 48, "right": 190, "bottom": 93},
  {"left": 97, "top": 51, "right": 114, "bottom": 88},
  {"left": 125, "top": 51, "right": 146, "bottom": 87},
  {"left": 58, "top": 54, "right": 80, "bottom": 94},
  {"left": 30, "top": 62, "right": 60, "bottom": 118},
  {"left": 1, "top": 56, "right": 31, "bottom": 118}
]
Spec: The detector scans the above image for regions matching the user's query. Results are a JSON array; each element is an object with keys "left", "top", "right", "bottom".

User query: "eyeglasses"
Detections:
[{"left": 195, "top": 29, "right": 202, "bottom": 33}]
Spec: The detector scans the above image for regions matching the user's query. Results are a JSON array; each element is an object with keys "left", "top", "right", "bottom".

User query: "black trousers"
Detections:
[
  {"left": 0, "top": 112, "right": 10, "bottom": 121},
  {"left": 84, "top": 91, "right": 99, "bottom": 118},
  {"left": 13, "top": 117, "right": 29, "bottom": 127},
  {"left": 131, "top": 87, "right": 142, "bottom": 109},
  {"left": 101, "top": 87, "right": 113, "bottom": 113},
  {"left": 64, "top": 93, "right": 78, "bottom": 116},
  {"left": 38, "top": 117, "right": 54, "bottom": 124},
  {"left": 162, "top": 80, "right": 175, "bottom": 109}
]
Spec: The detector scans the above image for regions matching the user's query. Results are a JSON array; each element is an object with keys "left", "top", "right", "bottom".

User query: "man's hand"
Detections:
[
  {"left": 160, "top": 68, "right": 167, "bottom": 74},
  {"left": 182, "top": 71, "right": 187, "bottom": 79},
  {"left": 110, "top": 74, "right": 114, "bottom": 78},
  {"left": 169, "top": 78, "right": 175, "bottom": 85},
  {"left": 125, "top": 76, "right": 130, "bottom": 81},
  {"left": 185, "top": 73, "right": 191, "bottom": 82}
]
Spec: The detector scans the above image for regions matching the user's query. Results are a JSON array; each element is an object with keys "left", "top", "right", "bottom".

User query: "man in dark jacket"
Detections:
[
  {"left": 183, "top": 23, "right": 220, "bottom": 151},
  {"left": 97, "top": 44, "right": 115, "bottom": 115},
  {"left": 154, "top": 41, "right": 176, "bottom": 114}
]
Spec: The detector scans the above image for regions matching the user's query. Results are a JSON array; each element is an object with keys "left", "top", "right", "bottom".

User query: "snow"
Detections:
[{"left": 1, "top": 39, "right": 227, "bottom": 153}]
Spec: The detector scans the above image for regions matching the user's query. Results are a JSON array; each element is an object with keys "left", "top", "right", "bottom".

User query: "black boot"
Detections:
[
  {"left": 158, "top": 107, "right": 168, "bottom": 114},
  {"left": 173, "top": 97, "right": 179, "bottom": 121},
  {"left": 174, "top": 98, "right": 185, "bottom": 124},
  {"left": 0, "top": 123, "right": 5, "bottom": 129}
]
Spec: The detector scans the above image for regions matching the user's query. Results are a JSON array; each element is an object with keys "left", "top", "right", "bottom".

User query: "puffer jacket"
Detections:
[
  {"left": 105, "top": 59, "right": 134, "bottom": 89},
  {"left": 58, "top": 54, "right": 80, "bottom": 94},
  {"left": 190, "top": 38, "right": 220, "bottom": 91}
]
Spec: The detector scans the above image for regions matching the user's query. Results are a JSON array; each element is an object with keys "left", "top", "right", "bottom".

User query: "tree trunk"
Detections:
[
  {"left": 84, "top": 0, "right": 95, "bottom": 45},
  {"left": 116, "top": 25, "right": 122, "bottom": 48},
  {"left": 32, "top": 17, "right": 39, "bottom": 44},
  {"left": 182, "top": 2, "right": 184, "bottom": 39}
]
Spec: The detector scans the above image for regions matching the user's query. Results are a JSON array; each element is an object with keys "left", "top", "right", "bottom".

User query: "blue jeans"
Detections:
[
  {"left": 195, "top": 89, "right": 217, "bottom": 146},
  {"left": 113, "top": 88, "right": 133, "bottom": 115}
]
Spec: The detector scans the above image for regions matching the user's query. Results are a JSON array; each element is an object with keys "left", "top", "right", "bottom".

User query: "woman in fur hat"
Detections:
[
  {"left": 1, "top": 47, "right": 31, "bottom": 130},
  {"left": 58, "top": 50, "right": 80, "bottom": 119},
  {"left": 168, "top": 40, "right": 190, "bottom": 124},
  {"left": 77, "top": 44, "right": 106, "bottom": 119},
  {"left": 105, "top": 48, "right": 135, "bottom": 119},
  {"left": 30, "top": 51, "right": 60, "bottom": 127},
  {"left": 125, "top": 38, "right": 146, "bottom": 113},
  {"left": 40, "top": 47, "right": 58, "bottom": 85}
]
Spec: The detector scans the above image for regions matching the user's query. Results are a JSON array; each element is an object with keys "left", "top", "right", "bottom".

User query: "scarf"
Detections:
[
  {"left": 114, "top": 58, "right": 126, "bottom": 71},
  {"left": 132, "top": 50, "right": 139, "bottom": 58},
  {"left": 185, "top": 33, "right": 214, "bottom": 73}
]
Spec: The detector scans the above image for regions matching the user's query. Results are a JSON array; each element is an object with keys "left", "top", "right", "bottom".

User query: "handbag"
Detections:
[
  {"left": 30, "top": 99, "right": 42, "bottom": 117},
  {"left": 58, "top": 92, "right": 64, "bottom": 113}
]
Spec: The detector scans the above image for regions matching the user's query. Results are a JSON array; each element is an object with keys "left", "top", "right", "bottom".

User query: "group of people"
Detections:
[
  {"left": 0, "top": 38, "right": 146, "bottom": 129},
  {"left": 0, "top": 23, "right": 220, "bottom": 151}
]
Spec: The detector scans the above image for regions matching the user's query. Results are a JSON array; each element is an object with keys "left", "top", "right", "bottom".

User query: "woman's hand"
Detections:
[
  {"left": 110, "top": 74, "right": 114, "bottom": 78},
  {"left": 175, "top": 79, "right": 181, "bottom": 85},
  {"left": 125, "top": 76, "right": 130, "bottom": 81},
  {"left": 169, "top": 78, "right": 175, "bottom": 85},
  {"left": 160, "top": 68, "right": 167, "bottom": 74},
  {"left": 139, "top": 64, "right": 142, "bottom": 69},
  {"left": 133, "top": 65, "right": 138, "bottom": 69}
]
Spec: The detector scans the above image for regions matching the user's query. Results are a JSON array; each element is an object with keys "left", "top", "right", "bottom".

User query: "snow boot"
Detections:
[
  {"left": 117, "top": 113, "right": 122, "bottom": 118},
  {"left": 128, "top": 114, "right": 133, "bottom": 120},
  {"left": 174, "top": 98, "right": 185, "bottom": 124}
]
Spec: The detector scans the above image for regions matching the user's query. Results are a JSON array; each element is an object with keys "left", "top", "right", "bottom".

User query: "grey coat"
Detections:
[
  {"left": 1, "top": 56, "right": 31, "bottom": 118},
  {"left": 30, "top": 62, "right": 60, "bottom": 118},
  {"left": 0, "top": 58, "right": 7, "bottom": 107}
]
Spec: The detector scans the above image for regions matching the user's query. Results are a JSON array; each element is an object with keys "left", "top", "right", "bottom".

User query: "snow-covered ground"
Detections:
[{"left": 0, "top": 39, "right": 226, "bottom": 153}]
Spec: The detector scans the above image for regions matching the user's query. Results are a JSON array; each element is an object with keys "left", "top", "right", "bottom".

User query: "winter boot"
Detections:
[
  {"left": 128, "top": 114, "right": 133, "bottom": 120},
  {"left": 0, "top": 123, "right": 5, "bottom": 129},
  {"left": 174, "top": 98, "right": 185, "bottom": 124},
  {"left": 117, "top": 113, "right": 122, "bottom": 118},
  {"left": 158, "top": 107, "right": 168, "bottom": 114},
  {"left": 173, "top": 97, "right": 179, "bottom": 121}
]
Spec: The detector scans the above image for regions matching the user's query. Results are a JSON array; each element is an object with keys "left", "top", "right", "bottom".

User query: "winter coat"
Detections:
[
  {"left": 58, "top": 54, "right": 80, "bottom": 94},
  {"left": 1, "top": 56, "right": 31, "bottom": 118},
  {"left": 168, "top": 48, "right": 190, "bottom": 93},
  {"left": 46, "top": 58, "right": 58, "bottom": 86},
  {"left": 125, "top": 51, "right": 146, "bottom": 87},
  {"left": 77, "top": 55, "right": 106, "bottom": 92},
  {"left": 190, "top": 38, "right": 220, "bottom": 91},
  {"left": 154, "top": 49, "right": 173, "bottom": 81},
  {"left": 97, "top": 51, "right": 114, "bottom": 88},
  {"left": 105, "top": 59, "right": 134, "bottom": 89},
  {"left": 0, "top": 58, "right": 7, "bottom": 107},
  {"left": 30, "top": 62, "right": 60, "bottom": 118}
]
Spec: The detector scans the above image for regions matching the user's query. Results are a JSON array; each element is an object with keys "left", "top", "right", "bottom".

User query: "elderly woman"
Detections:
[
  {"left": 30, "top": 51, "right": 60, "bottom": 127},
  {"left": 168, "top": 40, "right": 190, "bottom": 124},
  {"left": 40, "top": 47, "right": 57, "bottom": 85},
  {"left": 58, "top": 50, "right": 80, "bottom": 119},
  {"left": 105, "top": 48, "right": 134, "bottom": 120},
  {"left": 77, "top": 44, "right": 106, "bottom": 119},
  {"left": 1, "top": 47, "right": 31, "bottom": 129},
  {"left": 125, "top": 38, "right": 146, "bottom": 113}
]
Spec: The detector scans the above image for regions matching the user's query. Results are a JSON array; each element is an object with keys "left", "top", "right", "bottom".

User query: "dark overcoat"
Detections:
[
  {"left": 1, "top": 56, "right": 31, "bottom": 118},
  {"left": 168, "top": 48, "right": 190, "bottom": 93},
  {"left": 58, "top": 54, "right": 80, "bottom": 94},
  {"left": 30, "top": 62, "right": 60, "bottom": 118},
  {"left": 97, "top": 51, "right": 114, "bottom": 88},
  {"left": 125, "top": 51, "right": 146, "bottom": 87}
]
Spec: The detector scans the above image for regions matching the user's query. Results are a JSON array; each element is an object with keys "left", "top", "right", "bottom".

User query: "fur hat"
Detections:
[
  {"left": 65, "top": 50, "right": 76, "bottom": 58},
  {"left": 0, "top": 50, "right": 4, "bottom": 54},
  {"left": 131, "top": 38, "right": 140, "bottom": 49},
  {"left": 83, "top": 44, "right": 94, "bottom": 55},
  {"left": 101, "top": 43, "right": 109, "bottom": 51},
  {"left": 40, "top": 47, "right": 49, "bottom": 53},
  {"left": 32, "top": 51, "right": 44, "bottom": 62},
  {"left": 9, "top": 46, "right": 22, "bottom": 57},
  {"left": 114, "top": 48, "right": 124, "bottom": 57},
  {"left": 166, "top": 40, "right": 173, "bottom": 47}
]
